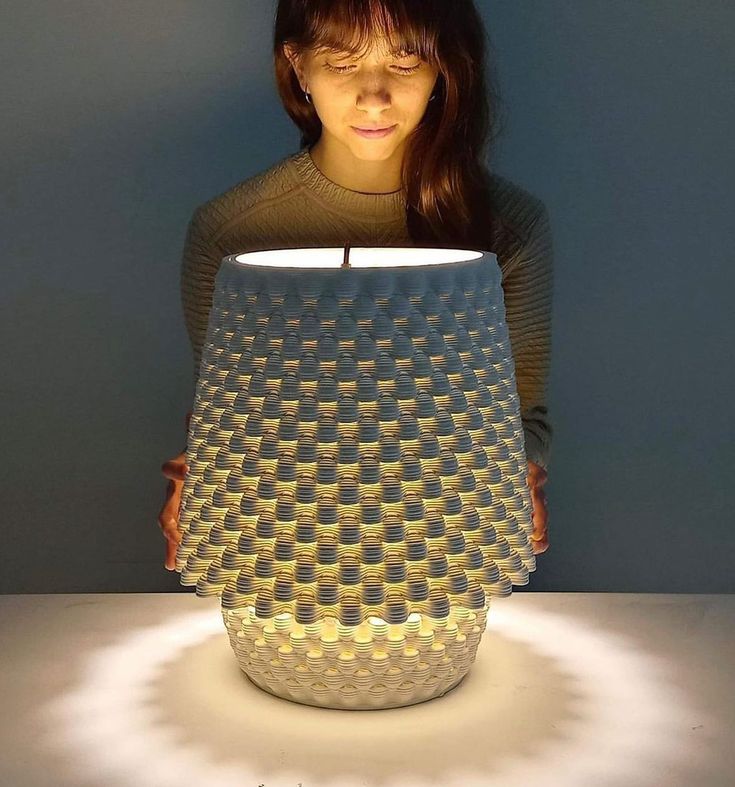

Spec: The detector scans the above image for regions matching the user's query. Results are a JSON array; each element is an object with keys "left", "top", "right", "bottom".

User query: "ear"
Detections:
[{"left": 282, "top": 43, "right": 306, "bottom": 90}]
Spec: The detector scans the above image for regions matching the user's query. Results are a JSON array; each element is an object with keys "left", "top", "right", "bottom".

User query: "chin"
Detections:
[
  {"left": 347, "top": 138, "right": 402, "bottom": 159},
  {"left": 350, "top": 147, "right": 396, "bottom": 160}
]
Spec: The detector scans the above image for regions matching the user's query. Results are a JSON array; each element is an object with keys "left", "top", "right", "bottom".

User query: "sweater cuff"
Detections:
[{"left": 522, "top": 426, "right": 549, "bottom": 471}]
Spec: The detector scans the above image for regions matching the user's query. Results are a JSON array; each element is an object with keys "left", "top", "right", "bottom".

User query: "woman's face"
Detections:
[{"left": 284, "top": 37, "right": 439, "bottom": 161}]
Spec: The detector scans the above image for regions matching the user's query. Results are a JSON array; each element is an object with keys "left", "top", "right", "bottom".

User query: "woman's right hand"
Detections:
[{"left": 158, "top": 412, "right": 192, "bottom": 571}]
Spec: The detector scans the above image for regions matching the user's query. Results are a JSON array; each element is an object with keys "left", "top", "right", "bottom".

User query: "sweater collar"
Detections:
[{"left": 290, "top": 146, "right": 406, "bottom": 222}]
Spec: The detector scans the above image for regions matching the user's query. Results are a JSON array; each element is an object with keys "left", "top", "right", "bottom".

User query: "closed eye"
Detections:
[{"left": 323, "top": 63, "right": 422, "bottom": 74}]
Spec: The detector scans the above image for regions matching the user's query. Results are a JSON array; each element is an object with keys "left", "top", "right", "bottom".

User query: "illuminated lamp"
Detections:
[{"left": 176, "top": 245, "right": 536, "bottom": 709}]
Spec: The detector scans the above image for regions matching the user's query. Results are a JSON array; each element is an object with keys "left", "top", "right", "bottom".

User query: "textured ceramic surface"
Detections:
[{"left": 177, "top": 248, "right": 535, "bottom": 708}]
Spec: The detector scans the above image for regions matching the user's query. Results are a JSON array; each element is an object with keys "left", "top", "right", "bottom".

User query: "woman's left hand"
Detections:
[{"left": 526, "top": 460, "right": 549, "bottom": 555}]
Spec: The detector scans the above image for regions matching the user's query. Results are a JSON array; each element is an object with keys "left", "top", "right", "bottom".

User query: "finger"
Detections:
[
  {"left": 159, "top": 486, "right": 180, "bottom": 524},
  {"left": 160, "top": 521, "right": 182, "bottom": 574},
  {"left": 531, "top": 518, "right": 549, "bottom": 546},
  {"left": 159, "top": 504, "right": 183, "bottom": 543},
  {"left": 164, "top": 535, "right": 178, "bottom": 571},
  {"left": 527, "top": 469, "right": 548, "bottom": 488},
  {"left": 532, "top": 490, "right": 549, "bottom": 531},
  {"left": 158, "top": 514, "right": 181, "bottom": 543},
  {"left": 162, "top": 461, "right": 187, "bottom": 482},
  {"left": 158, "top": 493, "right": 183, "bottom": 545},
  {"left": 531, "top": 502, "right": 550, "bottom": 554},
  {"left": 529, "top": 485, "right": 549, "bottom": 554},
  {"left": 159, "top": 514, "right": 182, "bottom": 543},
  {"left": 528, "top": 487, "right": 547, "bottom": 517}
]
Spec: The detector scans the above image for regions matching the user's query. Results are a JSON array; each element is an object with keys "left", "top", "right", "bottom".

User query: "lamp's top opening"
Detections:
[{"left": 232, "top": 247, "right": 485, "bottom": 269}]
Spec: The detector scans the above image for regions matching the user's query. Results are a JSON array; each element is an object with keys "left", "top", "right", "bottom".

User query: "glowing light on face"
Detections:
[{"left": 298, "top": 36, "right": 439, "bottom": 158}]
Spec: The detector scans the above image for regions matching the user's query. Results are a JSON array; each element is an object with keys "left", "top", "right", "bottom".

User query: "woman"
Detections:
[{"left": 159, "top": 0, "right": 553, "bottom": 571}]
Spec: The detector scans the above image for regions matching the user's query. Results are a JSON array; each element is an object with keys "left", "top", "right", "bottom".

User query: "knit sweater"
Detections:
[{"left": 180, "top": 146, "right": 554, "bottom": 469}]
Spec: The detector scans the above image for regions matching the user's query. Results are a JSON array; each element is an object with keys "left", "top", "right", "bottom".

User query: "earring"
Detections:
[
  {"left": 303, "top": 88, "right": 312, "bottom": 104},
  {"left": 429, "top": 93, "right": 436, "bottom": 102}
]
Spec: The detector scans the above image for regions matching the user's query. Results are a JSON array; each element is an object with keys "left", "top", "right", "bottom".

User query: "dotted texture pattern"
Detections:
[
  {"left": 177, "top": 254, "right": 535, "bottom": 617},
  {"left": 177, "top": 252, "right": 535, "bottom": 707},
  {"left": 221, "top": 603, "right": 487, "bottom": 709}
]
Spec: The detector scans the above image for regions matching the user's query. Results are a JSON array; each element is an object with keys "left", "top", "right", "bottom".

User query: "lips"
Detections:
[{"left": 351, "top": 124, "right": 398, "bottom": 138}]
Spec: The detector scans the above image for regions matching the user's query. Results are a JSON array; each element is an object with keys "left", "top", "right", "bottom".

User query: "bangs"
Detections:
[{"left": 303, "top": 0, "right": 441, "bottom": 63}]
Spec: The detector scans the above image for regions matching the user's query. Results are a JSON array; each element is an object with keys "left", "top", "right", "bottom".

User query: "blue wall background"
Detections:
[{"left": 2, "top": 1, "right": 733, "bottom": 593}]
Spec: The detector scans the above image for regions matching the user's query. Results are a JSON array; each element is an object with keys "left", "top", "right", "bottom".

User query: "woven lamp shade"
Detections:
[{"left": 176, "top": 246, "right": 536, "bottom": 710}]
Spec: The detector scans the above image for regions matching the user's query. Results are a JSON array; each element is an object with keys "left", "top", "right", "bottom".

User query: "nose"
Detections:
[{"left": 355, "top": 74, "right": 392, "bottom": 108}]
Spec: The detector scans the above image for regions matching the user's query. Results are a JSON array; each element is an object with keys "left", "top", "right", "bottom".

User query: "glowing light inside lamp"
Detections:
[{"left": 234, "top": 246, "right": 483, "bottom": 268}]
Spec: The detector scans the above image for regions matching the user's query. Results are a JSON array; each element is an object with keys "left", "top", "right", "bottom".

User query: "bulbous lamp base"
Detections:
[{"left": 222, "top": 601, "right": 489, "bottom": 709}]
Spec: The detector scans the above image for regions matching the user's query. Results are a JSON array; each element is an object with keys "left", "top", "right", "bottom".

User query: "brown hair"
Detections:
[{"left": 273, "top": 0, "right": 505, "bottom": 250}]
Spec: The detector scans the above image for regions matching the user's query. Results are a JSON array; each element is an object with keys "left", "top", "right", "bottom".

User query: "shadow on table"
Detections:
[{"left": 36, "top": 600, "right": 715, "bottom": 786}]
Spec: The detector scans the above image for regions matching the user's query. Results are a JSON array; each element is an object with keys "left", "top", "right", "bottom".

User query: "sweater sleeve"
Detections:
[
  {"left": 179, "top": 204, "right": 225, "bottom": 389},
  {"left": 501, "top": 203, "right": 555, "bottom": 470}
]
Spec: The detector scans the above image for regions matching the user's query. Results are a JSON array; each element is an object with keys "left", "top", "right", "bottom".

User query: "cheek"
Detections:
[
  {"left": 404, "top": 73, "right": 436, "bottom": 97},
  {"left": 316, "top": 80, "right": 354, "bottom": 103},
  {"left": 404, "top": 83, "right": 436, "bottom": 111}
]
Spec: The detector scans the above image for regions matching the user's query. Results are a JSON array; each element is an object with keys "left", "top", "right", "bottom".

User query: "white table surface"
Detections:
[{"left": 0, "top": 592, "right": 732, "bottom": 787}]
